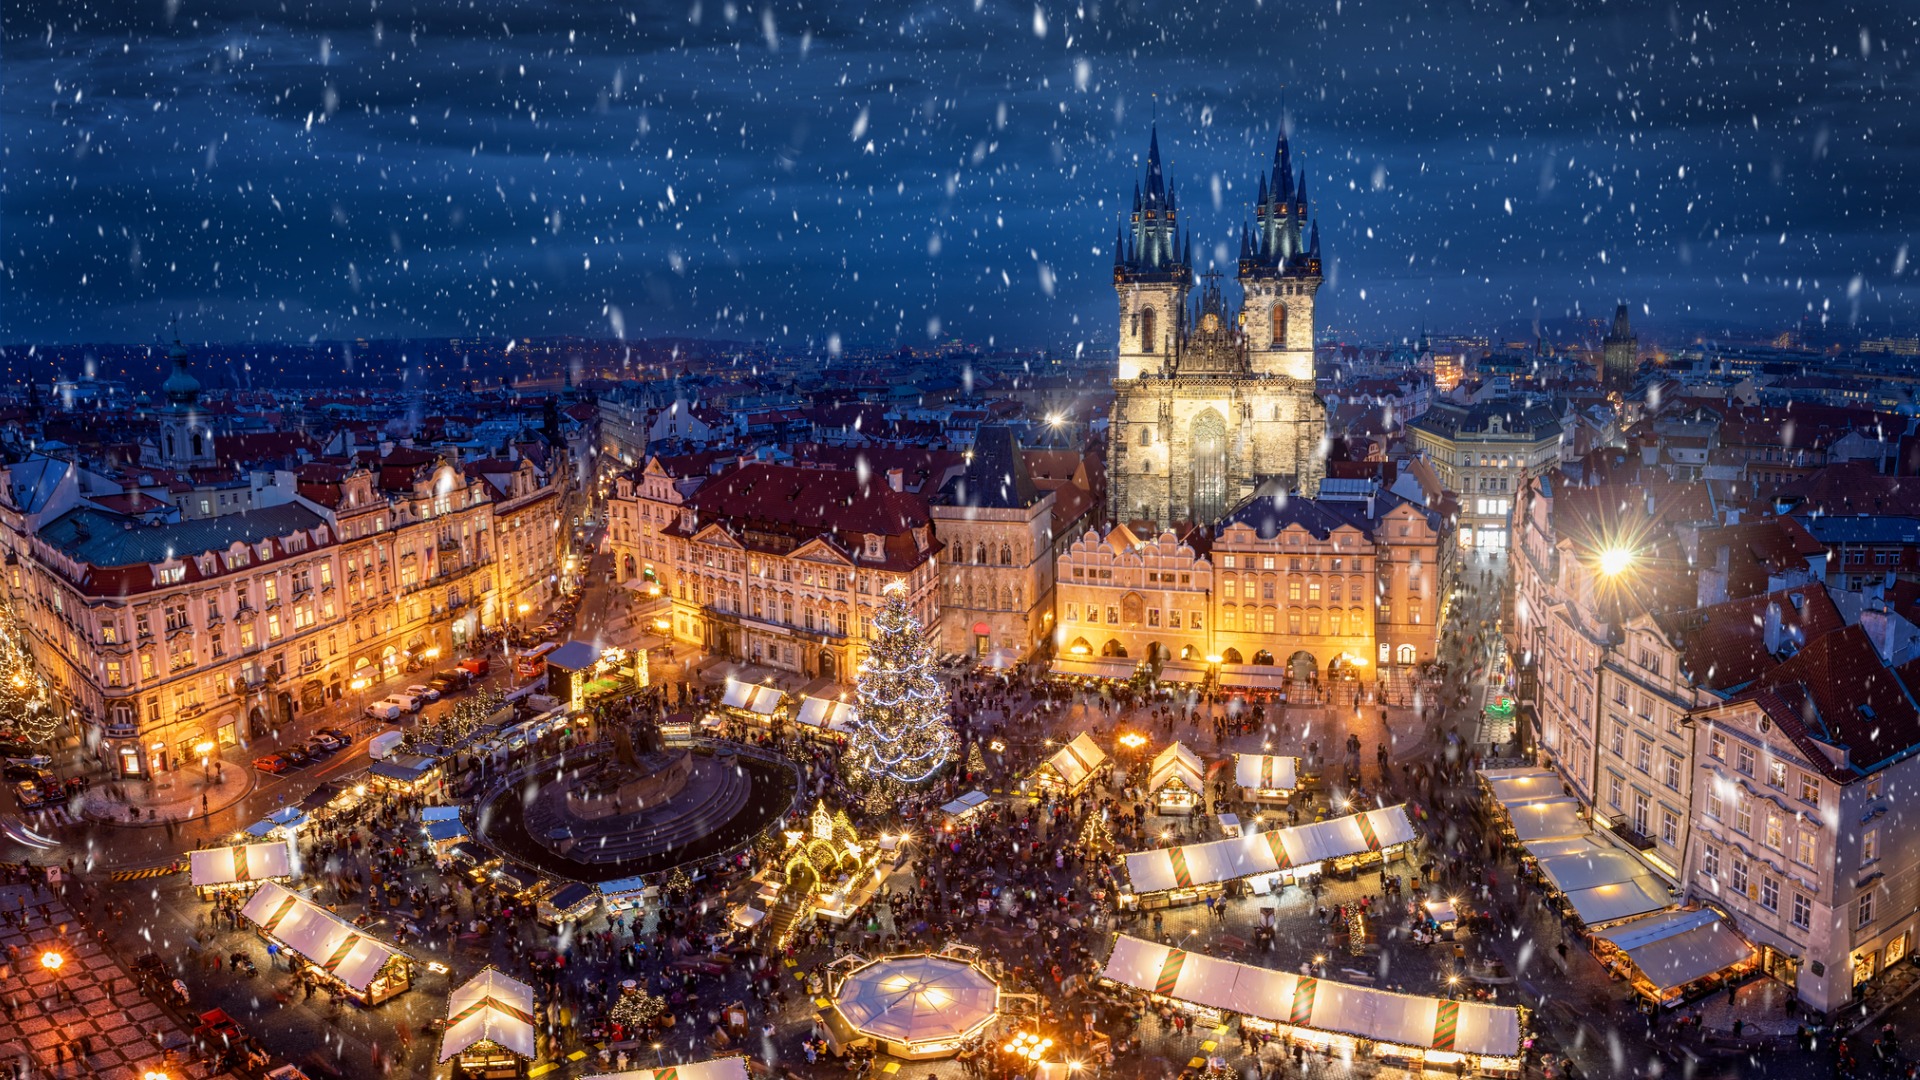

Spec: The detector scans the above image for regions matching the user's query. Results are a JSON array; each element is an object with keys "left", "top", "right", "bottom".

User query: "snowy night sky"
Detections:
[{"left": 4, "top": 0, "right": 1919, "bottom": 348}]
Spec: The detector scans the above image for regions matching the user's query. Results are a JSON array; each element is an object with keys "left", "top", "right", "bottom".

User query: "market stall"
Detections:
[
  {"left": 1234, "top": 754, "right": 1302, "bottom": 805},
  {"left": 1477, "top": 767, "right": 1563, "bottom": 808},
  {"left": 1100, "top": 935, "right": 1523, "bottom": 1074},
  {"left": 794, "top": 695, "right": 859, "bottom": 738},
  {"left": 439, "top": 967, "right": 537, "bottom": 1079},
  {"left": 719, "top": 679, "right": 785, "bottom": 724},
  {"left": 1147, "top": 742, "right": 1207, "bottom": 814},
  {"left": 240, "top": 882, "right": 413, "bottom": 1005},
  {"left": 426, "top": 818, "right": 471, "bottom": 861},
  {"left": 1120, "top": 805, "right": 1418, "bottom": 908},
  {"left": 189, "top": 840, "right": 295, "bottom": 895},
  {"left": 1523, "top": 836, "right": 1673, "bottom": 928},
  {"left": 597, "top": 875, "right": 657, "bottom": 915},
  {"left": 583, "top": 1056, "right": 751, "bottom": 1080},
  {"left": 240, "top": 807, "right": 309, "bottom": 842},
  {"left": 368, "top": 753, "right": 443, "bottom": 795},
  {"left": 1592, "top": 908, "right": 1757, "bottom": 1008},
  {"left": 537, "top": 882, "right": 599, "bottom": 929},
  {"left": 1029, "top": 732, "right": 1110, "bottom": 797},
  {"left": 828, "top": 952, "right": 1001, "bottom": 1060},
  {"left": 940, "top": 791, "right": 992, "bottom": 828},
  {"left": 1501, "top": 796, "right": 1588, "bottom": 844}
]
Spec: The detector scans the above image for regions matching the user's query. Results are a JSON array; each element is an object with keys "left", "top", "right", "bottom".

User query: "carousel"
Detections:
[{"left": 827, "top": 950, "right": 1002, "bottom": 1060}]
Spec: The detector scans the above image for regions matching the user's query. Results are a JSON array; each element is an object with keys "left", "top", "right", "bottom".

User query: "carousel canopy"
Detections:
[
  {"left": 833, "top": 954, "right": 1000, "bottom": 1047},
  {"left": 1504, "top": 796, "right": 1588, "bottom": 843},
  {"left": 190, "top": 841, "right": 293, "bottom": 888},
  {"left": 1233, "top": 754, "right": 1299, "bottom": 791},
  {"left": 1526, "top": 837, "right": 1673, "bottom": 926},
  {"left": 583, "top": 1056, "right": 752, "bottom": 1080},
  {"left": 1596, "top": 908, "right": 1755, "bottom": 992},
  {"left": 1040, "top": 733, "right": 1108, "bottom": 789},
  {"left": 241, "top": 882, "right": 410, "bottom": 995},
  {"left": 440, "top": 967, "right": 537, "bottom": 1063},
  {"left": 1148, "top": 742, "right": 1205, "bottom": 796},
  {"left": 1123, "top": 805, "right": 1417, "bottom": 895},
  {"left": 1102, "top": 935, "right": 1521, "bottom": 1058},
  {"left": 1482, "top": 768, "right": 1563, "bottom": 807}
]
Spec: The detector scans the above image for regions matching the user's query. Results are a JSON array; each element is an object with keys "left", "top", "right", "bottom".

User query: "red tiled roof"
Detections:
[
  {"left": 1653, "top": 584, "right": 1845, "bottom": 693},
  {"left": 670, "top": 462, "right": 936, "bottom": 570},
  {"left": 1743, "top": 625, "right": 1920, "bottom": 777}
]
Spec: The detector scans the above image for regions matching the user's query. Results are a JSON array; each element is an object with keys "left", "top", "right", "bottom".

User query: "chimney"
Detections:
[
  {"left": 1763, "top": 600, "right": 1783, "bottom": 656},
  {"left": 887, "top": 468, "right": 905, "bottom": 492},
  {"left": 1861, "top": 605, "right": 1901, "bottom": 664}
]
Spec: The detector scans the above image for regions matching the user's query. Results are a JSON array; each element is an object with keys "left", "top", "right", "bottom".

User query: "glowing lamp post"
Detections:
[
  {"left": 40, "top": 950, "right": 63, "bottom": 972},
  {"left": 1005, "top": 1031, "right": 1053, "bottom": 1064},
  {"left": 1597, "top": 547, "right": 1636, "bottom": 578}
]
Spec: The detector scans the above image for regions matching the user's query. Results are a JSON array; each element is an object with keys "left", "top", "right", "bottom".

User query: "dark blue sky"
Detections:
[{"left": 5, "top": 0, "right": 1918, "bottom": 350}]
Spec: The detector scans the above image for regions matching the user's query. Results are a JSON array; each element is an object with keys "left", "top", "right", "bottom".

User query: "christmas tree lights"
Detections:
[
  {"left": 0, "top": 595, "right": 54, "bottom": 744},
  {"left": 845, "top": 583, "right": 955, "bottom": 803}
]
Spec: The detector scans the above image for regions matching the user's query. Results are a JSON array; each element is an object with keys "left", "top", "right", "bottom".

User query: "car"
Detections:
[
  {"left": 405, "top": 683, "right": 441, "bottom": 703},
  {"left": 315, "top": 726, "right": 351, "bottom": 745},
  {"left": 426, "top": 673, "right": 463, "bottom": 695},
  {"left": 16, "top": 754, "right": 53, "bottom": 770},
  {"left": 2, "top": 761, "right": 48, "bottom": 782},
  {"left": 309, "top": 731, "right": 349, "bottom": 752},
  {"left": 302, "top": 737, "right": 337, "bottom": 759},
  {"left": 13, "top": 780, "right": 47, "bottom": 809},
  {"left": 61, "top": 776, "right": 89, "bottom": 794},
  {"left": 253, "top": 754, "right": 290, "bottom": 774},
  {"left": 389, "top": 690, "right": 427, "bottom": 713},
  {"left": 364, "top": 701, "right": 404, "bottom": 722},
  {"left": 279, "top": 745, "right": 311, "bottom": 767}
]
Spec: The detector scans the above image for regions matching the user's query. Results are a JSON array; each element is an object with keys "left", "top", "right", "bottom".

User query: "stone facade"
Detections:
[{"left": 932, "top": 427, "right": 1058, "bottom": 660}]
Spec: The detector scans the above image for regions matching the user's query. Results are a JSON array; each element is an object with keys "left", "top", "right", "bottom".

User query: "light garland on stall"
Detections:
[{"left": 844, "top": 582, "right": 956, "bottom": 805}]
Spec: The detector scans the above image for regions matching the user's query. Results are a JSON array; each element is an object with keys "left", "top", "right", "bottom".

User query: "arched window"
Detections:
[
  {"left": 1141, "top": 307, "right": 1158, "bottom": 353},
  {"left": 1101, "top": 639, "right": 1128, "bottom": 658},
  {"left": 1398, "top": 643, "right": 1418, "bottom": 664},
  {"left": 974, "top": 543, "right": 987, "bottom": 565},
  {"left": 1139, "top": 426, "right": 1153, "bottom": 447},
  {"left": 1271, "top": 302, "right": 1288, "bottom": 346},
  {"left": 191, "top": 433, "right": 204, "bottom": 457},
  {"left": 1222, "top": 648, "right": 1243, "bottom": 664},
  {"left": 999, "top": 544, "right": 1012, "bottom": 565}
]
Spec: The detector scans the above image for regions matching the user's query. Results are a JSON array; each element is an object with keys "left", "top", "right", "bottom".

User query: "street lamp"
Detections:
[
  {"left": 1004, "top": 1031, "right": 1053, "bottom": 1064},
  {"left": 40, "top": 950, "right": 63, "bottom": 971},
  {"left": 1597, "top": 547, "right": 1635, "bottom": 577}
]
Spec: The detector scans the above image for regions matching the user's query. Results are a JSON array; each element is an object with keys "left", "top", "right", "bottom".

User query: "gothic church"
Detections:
[{"left": 1106, "top": 127, "right": 1328, "bottom": 529}]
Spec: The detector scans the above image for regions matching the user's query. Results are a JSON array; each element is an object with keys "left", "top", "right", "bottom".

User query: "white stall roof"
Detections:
[
  {"left": 1484, "top": 769, "right": 1563, "bottom": 807},
  {"left": 1527, "top": 837, "right": 1674, "bottom": 926},
  {"left": 582, "top": 1057, "right": 753, "bottom": 1080},
  {"left": 244, "top": 807, "right": 309, "bottom": 838},
  {"left": 748, "top": 685, "right": 783, "bottom": 715},
  {"left": 1101, "top": 935, "right": 1520, "bottom": 1058},
  {"left": 1505, "top": 796, "right": 1589, "bottom": 843},
  {"left": 421, "top": 806, "right": 463, "bottom": 823},
  {"left": 1124, "top": 806, "right": 1416, "bottom": 894},
  {"left": 1234, "top": 755, "right": 1300, "bottom": 791},
  {"left": 796, "top": 696, "right": 859, "bottom": 732},
  {"left": 1156, "top": 659, "right": 1211, "bottom": 684},
  {"left": 189, "top": 841, "right": 294, "bottom": 887},
  {"left": 1215, "top": 664, "right": 1288, "bottom": 690},
  {"left": 721, "top": 679, "right": 755, "bottom": 709},
  {"left": 1040, "top": 733, "right": 1108, "bottom": 789},
  {"left": 1149, "top": 742, "right": 1206, "bottom": 796},
  {"left": 440, "top": 967, "right": 537, "bottom": 1062},
  {"left": 241, "top": 882, "right": 409, "bottom": 995},
  {"left": 1597, "top": 908, "right": 1756, "bottom": 991},
  {"left": 941, "top": 791, "right": 992, "bottom": 818}
]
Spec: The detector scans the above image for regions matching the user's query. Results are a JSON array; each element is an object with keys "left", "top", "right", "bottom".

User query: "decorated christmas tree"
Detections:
[
  {"left": 0, "top": 594, "right": 54, "bottom": 744},
  {"left": 845, "top": 583, "right": 955, "bottom": 804}
]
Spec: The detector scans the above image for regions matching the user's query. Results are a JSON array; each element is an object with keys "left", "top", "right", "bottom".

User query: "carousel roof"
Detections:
[{"left": 834, "top": 954, "right": 999, "bottom": 1046}]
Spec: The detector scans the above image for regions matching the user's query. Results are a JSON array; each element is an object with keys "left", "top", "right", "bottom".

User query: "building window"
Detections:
[
  {"left": 1730, "top": 859, "right": 1748, "bottom": 896},
  {"left": 1734, "top": 794, "right": 1751, "bottom": 835},
  {"left": 1736, "top": 745, "right": 1755, "bottom": 776},
  {"left": 1859, "top": 893, "right": 1876, "bottom": 928},
  {"left": 240, "top": 623, "right": 256, "bottom": 649},
  {"left": 1792, "top": 893, "right": 1812, "bottom": 929},
  {"left": 1635, "top": 737, "right": 1652, "bottom": 774},
  {"left": 1709, "top": 731, "right": 1725, "bottom": 761},
  {"left": 1702, "top": 843, "right": 1719, "bottom": 879},
  {"left": 267, "top": 614, "right": 283, "bottom": 640},
  {"left": 1664, "top": 753, "right": 1682, "bottom": 790},
  {"left": 105, "top": 661, "right": 123, "bottom": 687},
  {"left": 1760, "top": 876, "right": 1778, "bottom": 912},
  {"left": 1767, "top": 760, "right": 1786, "bottom": 788},
  {"left": 1607, "top": 773, "right": 1623, "bottom": 809},
  {"left": 1864, "top": 827, "right": 1880, "bottom": 865},
  {"left": 1796, "top": 830, "right": 1816, "bottom": 867},
  {"left": 1660, "top": 809, "right": 1679, "bottom": 847},
  {"left": 1765, "top": 813, "right": 1783, "bottom": 850},
  {"left": 1799, "top": 773, "right": 1820, "bottom": 805},
  {"left": 140, "top": 652, "right": 155, "bottom": 680}
]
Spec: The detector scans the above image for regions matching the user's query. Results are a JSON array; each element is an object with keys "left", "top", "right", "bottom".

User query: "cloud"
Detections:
[{"left": 5, "top": 0, "right": 1920, "bottom": 345}]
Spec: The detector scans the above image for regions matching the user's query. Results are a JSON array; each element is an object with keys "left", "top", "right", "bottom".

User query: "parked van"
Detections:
[
  {"left": 389, "top": 690, "right": 428, "bottom": 713},
  {"left": 457, "top": 657, "right": 491, "bottom": 678},
  {"left": 368, "top": 730, "right": 406, "bottom": 760},
  {"left": 363, "top": 700, "right": 404, "bottom": 722}
]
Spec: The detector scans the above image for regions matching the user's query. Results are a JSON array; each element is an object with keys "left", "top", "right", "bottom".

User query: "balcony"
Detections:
[
  {"left": 1609, "top": 820, "right": 1658, "bottom": 852},
  {"left": 101, "top": 721, "right": 139, "bottom": 739},
  {"left": 300, "top": 658, "right": 323, "bottom": 674}
]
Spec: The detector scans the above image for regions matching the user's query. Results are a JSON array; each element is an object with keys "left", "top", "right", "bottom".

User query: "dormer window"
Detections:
[
  {"left": 257, "top": 541, "right": 272, "bottom": 561},
  {"left": 865, "top": 536, "right": 882, "bottom": 559}
]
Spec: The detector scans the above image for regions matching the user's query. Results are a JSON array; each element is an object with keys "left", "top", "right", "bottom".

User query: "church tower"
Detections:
[
  {"left": 1106, "top": 121, "right": 1327, "bottom": 531},
  {"left": 1113, "top": 128, "right": 1193, "bottom": 382},
  {"left": 157, "top": 336, "right": 217, "bottom": 469},
  {"left": 1602, "top": 303, "right": 1638, "bottom": 392}
]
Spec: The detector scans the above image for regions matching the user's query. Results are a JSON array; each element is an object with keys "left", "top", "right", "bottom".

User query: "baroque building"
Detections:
[
  {"left": 1106, "top": 127, "right": 1328, "bottom": 530},
  {"left": 931, "top": 427, "right": 1059, "bottom": 662}
]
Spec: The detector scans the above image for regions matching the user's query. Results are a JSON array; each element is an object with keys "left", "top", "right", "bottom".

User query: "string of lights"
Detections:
[{"left": 844, "top": 583, "right": 955, "bottom": 804}]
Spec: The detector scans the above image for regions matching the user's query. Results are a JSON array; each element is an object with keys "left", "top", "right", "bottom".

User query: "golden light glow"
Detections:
[
  {"left": 39, "top": 951, "right": 62, "bottom": 971},
  {"left": 517, "top": 603, "right": 532, "bottom": 614},
  {"left": 1598, "top": 547, "right": 1636, "bottom": 577},
  {"left": 1118, "top": 732, "right": 1148, "bottom": 750},
  {"left": 1204, "top": 654, "right": 1223, "bottom": 664},
  {"left": 1068, "top": 642, "right": 1090, "bottom": 655},
  {"left": 194, "top": 741, "right": 215, "bottom": 756},
  {"left": 653, "top": 618, "right": 672, "bottom": 631}
]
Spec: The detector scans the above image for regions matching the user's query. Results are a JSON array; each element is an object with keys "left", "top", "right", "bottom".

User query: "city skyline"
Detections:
[{"left": 7, "top": 0, "right": 1920, "bottom": 347}]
